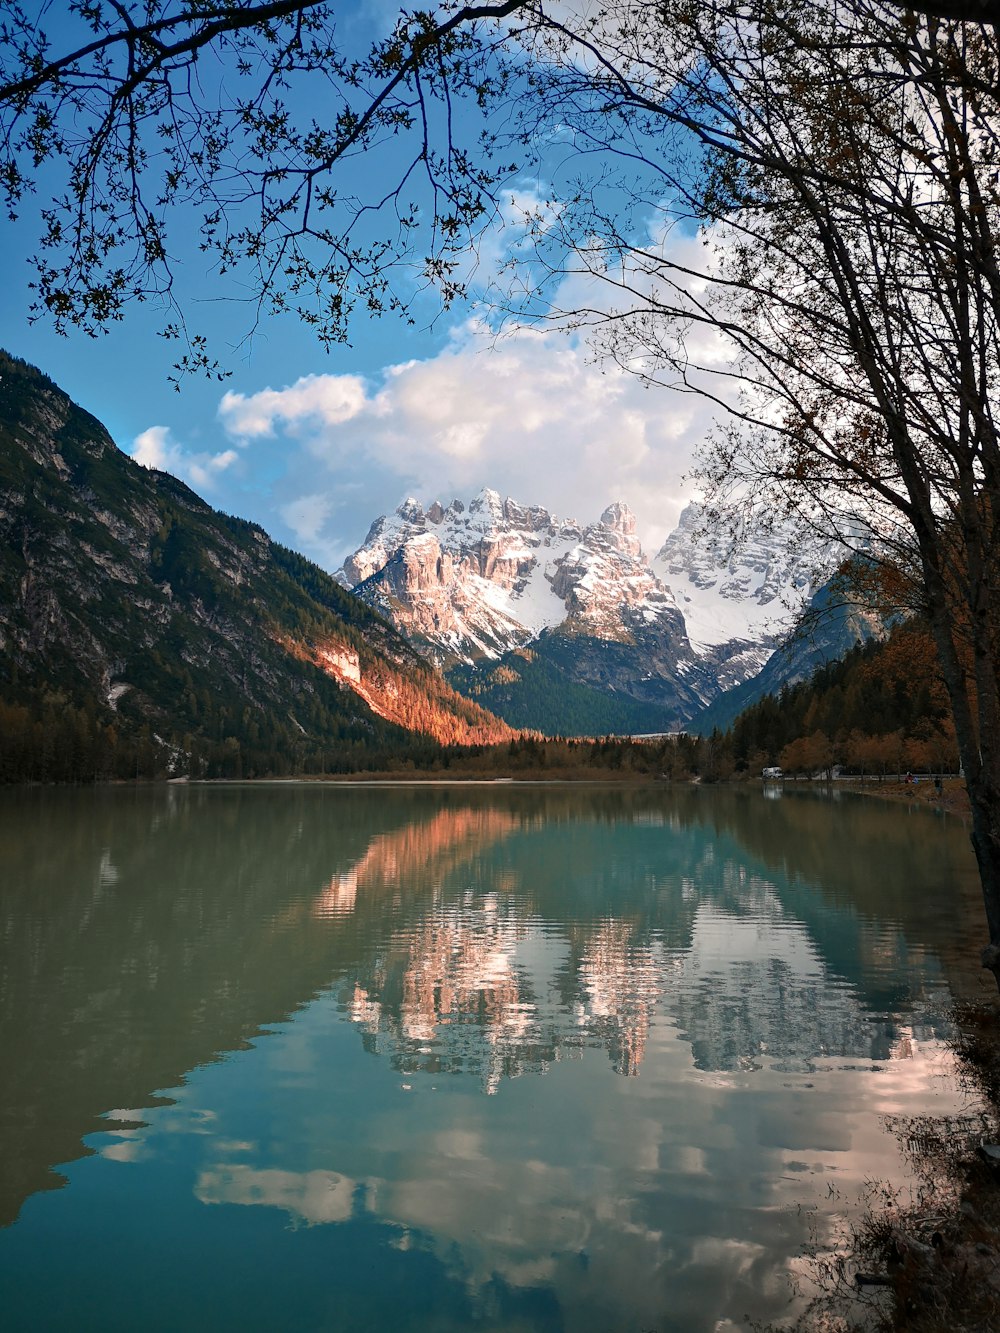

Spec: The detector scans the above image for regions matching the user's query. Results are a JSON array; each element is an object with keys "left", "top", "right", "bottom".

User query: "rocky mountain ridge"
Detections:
[
  {"left": 340, "top": 490, "right": 687, "bottom": 661},
  {"left": 338, "top": 488, "right": 845, "bottom": 731}
]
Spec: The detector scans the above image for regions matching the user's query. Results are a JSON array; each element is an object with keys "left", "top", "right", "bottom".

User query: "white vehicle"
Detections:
[{"left": 762, "top": 766, "right": 783, "bottom": 780}]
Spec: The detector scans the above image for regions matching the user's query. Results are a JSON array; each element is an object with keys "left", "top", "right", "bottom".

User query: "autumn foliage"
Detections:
[{"left": 727, "top": 619, "right": 960, "bottom": 779}]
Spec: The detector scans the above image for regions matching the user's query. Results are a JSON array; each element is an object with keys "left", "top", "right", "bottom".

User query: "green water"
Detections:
[{"left": 0, "top": 783, "right": 987, "bottom": 1331}]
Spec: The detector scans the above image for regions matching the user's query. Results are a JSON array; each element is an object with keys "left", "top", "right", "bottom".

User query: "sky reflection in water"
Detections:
[{"left": 0, "top": 783, "right": 987, "bottom": 1332}]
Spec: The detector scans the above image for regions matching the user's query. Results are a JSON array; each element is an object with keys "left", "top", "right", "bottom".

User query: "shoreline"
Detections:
[
  {"left": 834, "top": 776, "right": 971, "bottom": 819},
  {"left": 4, "top": 773, "right": 975, "bottom": 811}
]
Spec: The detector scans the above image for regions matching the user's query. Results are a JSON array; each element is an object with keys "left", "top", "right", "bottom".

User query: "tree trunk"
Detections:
[
  {"left": 922, "top": 558, "right": 1000, "bottom": 993},
  {"left": 969, "top": 773, "right": 1000, "bottom": 991}
]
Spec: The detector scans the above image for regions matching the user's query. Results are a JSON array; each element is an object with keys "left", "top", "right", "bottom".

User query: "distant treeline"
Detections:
[
  {"left": 0, "top": 686, "right": 697, "bottom": 783},
  {"left": 720, "top": 617, "right": 959, "bottom": 778},
  {"left": 0, "top": 617, "right": 958, "bottom": 785},
  {"left": 0, "top": 687, "right": 444, "bottom": 784}
]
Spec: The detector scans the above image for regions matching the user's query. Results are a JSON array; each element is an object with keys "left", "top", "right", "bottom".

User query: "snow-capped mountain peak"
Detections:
[
  {"left": 652, "top": 503, "right": 839, "bottom": 653},
  {"left": 598, "top": 501, "right": 642, "bottom": 554},
  {"left": 336, "top": 491, "right": 681, "bottom": 665},
  {"left": 336, "top": 490, "right": 847, "bottom": 727}
]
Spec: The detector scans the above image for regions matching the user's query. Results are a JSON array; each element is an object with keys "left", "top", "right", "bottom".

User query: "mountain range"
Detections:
[
  {"left": 0, "top": 351, "right": 514, "bottom": 780},
  {"left": 0, "top": 348, "right": 883, "bottom": 771},
  {"left": 336, "top": 490, "right": 859, "bottom": 734}
]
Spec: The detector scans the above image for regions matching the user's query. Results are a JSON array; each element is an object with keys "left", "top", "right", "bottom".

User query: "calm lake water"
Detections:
[{"left": 0, "top": 783, "right": 988, "bottom": 1331}]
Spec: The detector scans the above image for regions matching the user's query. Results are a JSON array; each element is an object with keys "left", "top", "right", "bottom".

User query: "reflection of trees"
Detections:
[
  {"left": 674, "top": 786, "right": 984, "bottom": 1005},
  {"left": 313, "top": 804, "right": 526, "bottom": 914},
  {"left": 334, "top": 793, "right": 963, "bottom": 1088},
  {"left": 672, "top": 893, "right": 912, "bottom": 1073},
  {"left": 0, "top": 786, "right": 538, "bottom": 1223},
  {"left": 1, "top": 782, "right": 976, "bottom": 1229},
  {"left": 0, "top": 785, "right": 511, "bottom": 1226}
]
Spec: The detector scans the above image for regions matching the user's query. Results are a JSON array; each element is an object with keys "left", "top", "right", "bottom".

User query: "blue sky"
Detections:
[{"left": 0, "top": 2, "right": 714, "bottom": 570}]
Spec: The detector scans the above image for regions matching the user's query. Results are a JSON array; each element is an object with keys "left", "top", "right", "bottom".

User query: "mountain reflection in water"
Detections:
[{"left": 0, "top": 783, "right": 987, "bottom": 1332}]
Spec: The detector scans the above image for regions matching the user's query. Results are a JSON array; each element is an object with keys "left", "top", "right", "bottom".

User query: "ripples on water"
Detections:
[{"left": 0, "top": 783, "right": 986, "bottom": 1332}]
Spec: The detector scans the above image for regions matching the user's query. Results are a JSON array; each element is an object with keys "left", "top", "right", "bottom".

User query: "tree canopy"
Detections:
[
  {"left": 0, "top": 0, "right": 530, "bottom": 375},
  {"left": 543, "top": 0, "right": 1000, "bottom": 977}
]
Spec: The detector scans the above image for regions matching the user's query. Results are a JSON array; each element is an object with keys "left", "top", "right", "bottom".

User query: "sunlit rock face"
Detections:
[
  {"left": 547, "top": 502, "right": 678, "bottom": 640},
  {"left": 340, "top": 489, "right": 589, "bottom": 663},
  {"left": 338, "top": 490, "right": 848, "bottom": 728}
]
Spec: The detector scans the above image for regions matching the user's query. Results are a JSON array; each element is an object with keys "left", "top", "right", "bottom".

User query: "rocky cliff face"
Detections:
[
  {"left": 343, "top": 490, "right": 582, "bottom": 658},
  {"left": 340, "top": 489, "right": 695, "bottom": 659},
  {"left": 338, "top": 489, "right": 847, "bottom": 731},
  {"left": 651, "top": 503, "right": 847, "bottom": 708},
  {"left": 652, "top": 503, "right": 835, "bottom": 654}
]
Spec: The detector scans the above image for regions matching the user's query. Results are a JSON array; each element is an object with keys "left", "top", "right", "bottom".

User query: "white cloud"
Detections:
[
  {"left": 204, "top": 223, "right": 740, "bottom": 567},
  {"left": 196, "top": 1166, "right": 357, "bottom": 1226},
  {"left": 219, "top": 373, "right": 368, "bottom": 439},
  {"left": 280, "top": 493, "right": 334, "bottom": 544},
  {"left": 120, "top": 228, "right": 736, "bottom": 570},
  {"left": 130, "top": 427, "right": 240, "bottom": 493},
  {"left": 131, "top": 425, "right": 179, "bottom": 471},
  {"left": 216, "top": 316, "right": 715, "bottom": 564}
]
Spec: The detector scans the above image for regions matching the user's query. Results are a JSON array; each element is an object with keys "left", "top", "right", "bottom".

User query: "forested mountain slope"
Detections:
[
  {"left": 724, "top": 619, "right": 958, "bottom": 777},
  {"left": 0, "top": 352, "right": 514, "bottom": 780}
]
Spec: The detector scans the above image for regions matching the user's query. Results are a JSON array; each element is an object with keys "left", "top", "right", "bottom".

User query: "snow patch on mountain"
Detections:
[
  {"left": 338, "top": 489, "right": 686, "bottom": 666},
  {"left": 337, "top": 488, "right": 848, "bottom": 726},
  {"left": 653, "top": 504, "right": 840, "bottom": 653}
]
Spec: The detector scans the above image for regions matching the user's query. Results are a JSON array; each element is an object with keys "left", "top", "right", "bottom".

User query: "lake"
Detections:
[{"left": 0, "top": 782, "right": 988, "bottom": 1331}]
